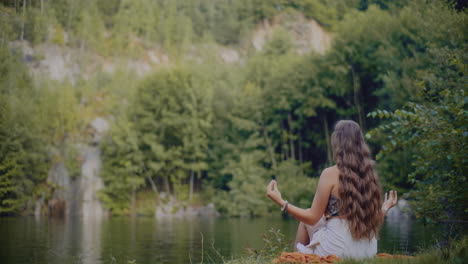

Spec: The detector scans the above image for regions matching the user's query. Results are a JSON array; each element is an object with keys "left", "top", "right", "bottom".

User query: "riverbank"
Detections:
[{"left": 226, "top": 236, "right": 467, "bottom": 264}]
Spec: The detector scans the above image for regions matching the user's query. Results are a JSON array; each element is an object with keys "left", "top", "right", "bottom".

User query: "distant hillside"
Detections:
[{"left": 10, "top": 11, "right": 332, "bottom": 82}]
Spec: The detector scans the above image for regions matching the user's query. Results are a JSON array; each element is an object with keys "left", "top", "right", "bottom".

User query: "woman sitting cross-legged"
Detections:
[{"left": 266, "top": 120, "right": 398, "bottom": 259}]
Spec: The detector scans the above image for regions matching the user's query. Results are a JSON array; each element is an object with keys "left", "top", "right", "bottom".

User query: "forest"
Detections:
[{"left": 0, "top": 0, "right": 466, "bottom": 228}]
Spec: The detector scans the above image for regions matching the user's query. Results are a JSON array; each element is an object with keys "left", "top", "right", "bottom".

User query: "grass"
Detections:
[{"left": 224, "top": 233, "right": 467, "bottom": 264}]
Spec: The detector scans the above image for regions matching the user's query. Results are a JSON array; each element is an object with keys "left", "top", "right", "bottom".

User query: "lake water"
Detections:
[{"left": 0, "top": 215, "right": 459, "bottom": 264}]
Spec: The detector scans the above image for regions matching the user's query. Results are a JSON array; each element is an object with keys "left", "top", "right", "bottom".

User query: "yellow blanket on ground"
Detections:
[{"left": 272, "top": 252, "right": 414, "bottom": 263}]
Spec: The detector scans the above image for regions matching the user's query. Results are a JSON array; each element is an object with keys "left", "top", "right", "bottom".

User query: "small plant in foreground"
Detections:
[{"left": 246, "top": 228, "right": 293, "bottom": 258}]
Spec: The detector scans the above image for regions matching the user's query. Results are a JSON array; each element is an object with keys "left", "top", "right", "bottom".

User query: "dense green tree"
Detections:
[
  {"left": 74, "top": 4, "right": 105, "bottom": 52},
  {"left": 368, "top": 47, "right": 467, "bottom": 223},
  {"left": 100, "top": 118, "right": 145, "bottom": 214},
  {"left": 132, "top": 68, "right": 212, "bottom": 197},
  {"left": 309, "top": 0, "right": 467, "bottom": 196},
  {"left": 100, "top": 66, "right": 214, "bottom": 212},
  {"left": 113, "top": 0, "right": 159, "bottom": 52},
  {"left": 0, "top": 47, "right": 48, "bottom": 214}
]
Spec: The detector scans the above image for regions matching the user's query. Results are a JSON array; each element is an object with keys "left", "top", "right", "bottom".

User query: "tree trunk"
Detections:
[
  {"left": 351, "top": 64, "right": 366, "bottom": 131},
  {"left": 323, "top": 117, "right": 332, "bottom": 165},
  {"left": 189, "top": 170, "right": 194, "bottom": 201},
  {"left": 20, "top": 0, "right": 26, "bottom": 41},
  {"left": 146, "top": 175, "right": 159, "bottom": 204},
  {"left": 147, "top": 175, "right": 159, "bottom": 194},
  {"left": 298, "top": 135, "right": 303, "bottom": 166},
  {"left": 41, "top": 0, "right": 43, "bottom": 15},
  {"left": 67, "top": 0, "right": 72, "bottom": 32},
  {"left": 280, "top": 123, "right": 287, "bottom": 161},
  {"left": 163, "top": 174, "right": 170, "bottom": 194},
  {"left": 288, "top": 114, "right": 295, "bottom": 160},
  {"left": 262, "top": 124, "right": 277, "bottom": 170}
]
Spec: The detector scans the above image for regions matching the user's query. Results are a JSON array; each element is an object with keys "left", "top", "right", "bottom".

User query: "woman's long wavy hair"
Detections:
[{"left": 331, "top": 120, "right": 383, "bottom": 240}]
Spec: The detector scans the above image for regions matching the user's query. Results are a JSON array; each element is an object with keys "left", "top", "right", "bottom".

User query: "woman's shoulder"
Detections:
[
  {"left": 320, "top": 166, "right": 340, "bottom": 186},
  {"left": 321, "top": 165, "right": 339, "bottom": 177}
]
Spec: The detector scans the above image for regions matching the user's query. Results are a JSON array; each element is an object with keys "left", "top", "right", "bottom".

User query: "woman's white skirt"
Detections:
[{"left": 296, "top": 217, "right": 377, "bottom": 259}]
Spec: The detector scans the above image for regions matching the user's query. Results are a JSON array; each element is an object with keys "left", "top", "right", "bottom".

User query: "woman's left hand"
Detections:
[
  {"left": 382, "top": 190, "right": 398, "bottom": 213},
  {"left": 266, "top": 180, "right": 283, "bottom": 206}
]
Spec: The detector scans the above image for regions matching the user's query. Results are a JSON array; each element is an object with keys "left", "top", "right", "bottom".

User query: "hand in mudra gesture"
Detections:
[
  {"left": 266, "top": 180, "right": 283, "bottom": 205},
  {"left": 382, "top": 190, "right": 398, "bottom": 213}
]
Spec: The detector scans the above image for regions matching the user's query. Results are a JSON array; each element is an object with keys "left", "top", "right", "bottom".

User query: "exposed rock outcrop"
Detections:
[
  {"left": 79, "top": 144, "right": 106, "bottom": 220},
  {"left": 155, "top": 195, "right": 220, "bottom": 219},
  {"left": 11, "top": 12, "right": 330, "bottom": 84},
  {"left": 219, "top": 47, "right": 240, "bottom": 63},
  {"left": 46, "top": 160, "right": 79, "bottom": 217},
  {"left": 250, "top": 13, "right": 332, "bottom": 54},
  {"left": 90, "top": 117, "right": 110, "bottom": 145},
  {"left": 44, "top": 117, "right": 110, "bottom": 219}
]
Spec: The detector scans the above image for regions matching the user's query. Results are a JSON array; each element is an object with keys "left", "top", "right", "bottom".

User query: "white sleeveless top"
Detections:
[{"left": 297, "top": 217, "right": 377, "bottom": 259}]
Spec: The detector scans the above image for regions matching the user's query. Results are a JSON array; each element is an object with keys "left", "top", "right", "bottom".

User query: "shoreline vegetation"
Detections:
[
  {"left": 107, "top": 230, "right": 468, "bottom": 264},
  {"left": 0, "top": 1, "right": 466, "bottom": 263},
  {"left": 225, "top": 229, "right": 468, "bottom": 264},
  {"left": 1, "top": 0, "right": 466, "bottom": 222},
  {"left": 200, "top": 232, "right": 467, "bottom": 264}
]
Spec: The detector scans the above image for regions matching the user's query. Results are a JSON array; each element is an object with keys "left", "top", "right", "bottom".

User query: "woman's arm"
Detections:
[{"left": 266, "top": 168, "right": 335, "bottom": 226}]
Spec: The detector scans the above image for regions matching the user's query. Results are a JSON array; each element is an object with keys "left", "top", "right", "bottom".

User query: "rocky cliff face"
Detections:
[
  {"left": 79, "top": 144, "right": 106, "bottom": 219},
  {"left": 43, "top": 117, "right": 109, "bottom": 218},
  {"left": 44, "top": 161, "right": 76, "bottom": 217},
  {"left": 13, "top": 12, "right": 331, "bottom": 84},
  {"left": 250, "top": 13, "right": 332, "bottom": 54}
]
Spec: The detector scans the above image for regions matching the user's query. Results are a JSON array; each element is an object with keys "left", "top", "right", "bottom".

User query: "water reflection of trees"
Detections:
[
  {"left": 4, "top": 215, "right": 449, "bottom": 264},
  {"left": 380, "top": 202, "right": 412, "bottom": 253},
  {"left": 81, "top": 218, "right": 103, "bottom": 264}
]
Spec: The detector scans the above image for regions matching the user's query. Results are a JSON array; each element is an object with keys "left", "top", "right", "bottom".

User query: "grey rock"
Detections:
[
  {"left": 155, "top": 198, "right": 220, "bottom": 220},
  {"left": 91, "top": 117, "right": 110, "bottom": 134},
  {"left": 78, "top": 144, "right": 106, "bottom": 220},
  {"left": 90, "top": 117, "right": 110, "bottom": 144}
]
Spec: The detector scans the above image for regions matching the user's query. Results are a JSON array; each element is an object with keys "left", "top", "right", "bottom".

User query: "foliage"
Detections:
[
  {"left": 275, "top": 160, "right": 318, "bottom": 210},
  {"left": 1, "top": 0, "right": 351, "bottom": 56},
  {"left": 132, "top": 67, "right": 212, "bottom": 195},
  {"left": 0, "top": 46, "right": 49, "bottom": 214},
  {"left": 367, "top": 50, "right": 467, "bottom": 223},
  {"left": 252, "top": 228, "right": 292, "bottom": 258},
  {"left": 100, "top": 66, "right": 213, "bottom": 212},
  {"left": 0, "top": 0, "right": 466, "bottom": 224},
  {"left": 214, "top": 151, "right": 270, "bottom": 217},
  {"left": 63, "top": 143, "right": 81, "bottom": 179},
  {"left": 100, "top": 118, "right": 145, "bottom": 215},
  {"left": 0, "top": 46, "right": 81, "bottom": 215}
]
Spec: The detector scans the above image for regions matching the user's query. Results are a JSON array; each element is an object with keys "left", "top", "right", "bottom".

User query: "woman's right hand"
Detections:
[
  {"left": 266, "top": 180, "right": 284, "bottom": 206},
  {"left": 382, "top": 190, "right": 398, "bottom": 213}
]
